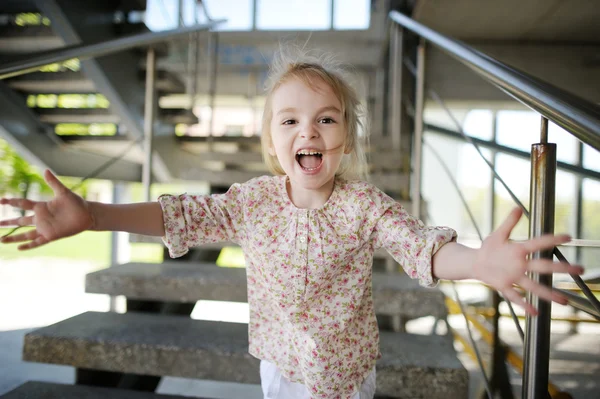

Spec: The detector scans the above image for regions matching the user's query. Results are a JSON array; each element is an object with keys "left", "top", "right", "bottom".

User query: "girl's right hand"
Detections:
[{"left": 0, "top": 169, "right": 94, "bottom": 250}]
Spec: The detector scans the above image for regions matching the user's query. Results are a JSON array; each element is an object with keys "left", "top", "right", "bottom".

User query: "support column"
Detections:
[
  {"left": 522, "top": 117, "right": 556, "bottom": 399},
  {"left": 412, "top": 39, "right": 425, "bottom": 219},
  {"left": 142, "top": 48, "right": 157, "bottom": 202}
]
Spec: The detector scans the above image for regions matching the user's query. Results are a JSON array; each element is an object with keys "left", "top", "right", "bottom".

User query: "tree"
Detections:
[{"left": 0, "top": 138, "right": 88, "bottom": 209}]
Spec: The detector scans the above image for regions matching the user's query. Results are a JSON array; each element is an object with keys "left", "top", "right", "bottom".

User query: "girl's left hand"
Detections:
[{"left": 472, "top": 207, "right": 584, "bottom": 315}]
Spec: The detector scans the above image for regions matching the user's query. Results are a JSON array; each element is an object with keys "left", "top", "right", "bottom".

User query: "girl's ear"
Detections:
[{"left": 268, "top": 143, "right": 276, "bottom": 156}]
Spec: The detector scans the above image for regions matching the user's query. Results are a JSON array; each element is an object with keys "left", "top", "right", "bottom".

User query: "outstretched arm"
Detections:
[
  {"left": 0, "top": 170, "right": 165, "bottom": 250},
  {"left": 432, "top": 207, "right": 584, "bottom": 315}
]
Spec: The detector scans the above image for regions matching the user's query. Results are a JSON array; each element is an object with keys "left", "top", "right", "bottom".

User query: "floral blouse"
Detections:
[{"left": 159, "top": 175, "right": 457, "bottom": 399}]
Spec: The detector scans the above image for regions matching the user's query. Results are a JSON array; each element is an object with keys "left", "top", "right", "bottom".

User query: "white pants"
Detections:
[{"left": 260, "top": 360, "right": 376, "bottom": 399}]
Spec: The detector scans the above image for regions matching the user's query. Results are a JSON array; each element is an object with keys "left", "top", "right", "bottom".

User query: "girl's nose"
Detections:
[{"left": 300, "top": 124, "right": 319, "bottom": 139}]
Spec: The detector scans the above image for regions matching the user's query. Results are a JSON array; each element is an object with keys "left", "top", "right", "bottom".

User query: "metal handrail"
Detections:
[
  {"left": 388, "top": 10, "right": 600, "bottom": 152},
  {"left": 0, "top": 19, "right": 225, "bottom": 80}
]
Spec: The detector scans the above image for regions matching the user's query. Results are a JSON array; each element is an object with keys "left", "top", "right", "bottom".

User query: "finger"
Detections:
[
  {"left": 517, "top": 276, "right": 568, "bottom": 305},
  {"left": 495, "top": 207, "right": 523, "bottom": 240},
  {"left": 501, "top": 288, "right": 537, "bottom": 315},
  {"left": 0, "top": 217, "right": 22, "bottom": 227},
  {"left": 522, "top": 234, "right": 571, "bottom": 253},
  {"left": 17, "top": 236, "right": 49, "bottom": 251},
  {"left": 3, "top": 215, "right": 35, "bottom": 228},
  {"left": 0, "top": 198, "right": 37, "bottom": 211},
  {"left": 44, "top": 169, "right": 68, "bottom": 195},
  {"left": 1, "top": 229, "right": 39, "bottom": 244},
  {"left": 526, "top": 259, "right": 584, "bottom": 275},
  {"left": 18, "top": 235, "right": 49, "bottom": 251}
]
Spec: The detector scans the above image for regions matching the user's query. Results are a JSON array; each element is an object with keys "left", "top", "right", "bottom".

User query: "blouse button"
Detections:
[{"left": 299, "top": 236, "right": 306, "bottom": 243}]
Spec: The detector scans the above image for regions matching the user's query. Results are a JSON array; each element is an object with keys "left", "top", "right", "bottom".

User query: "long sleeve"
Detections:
[
  {"left": 372, "top": 198, "right": 457, "bottom": 287},
  {"left": 158, "top": 183, "right": 246, "bottom": 258}
]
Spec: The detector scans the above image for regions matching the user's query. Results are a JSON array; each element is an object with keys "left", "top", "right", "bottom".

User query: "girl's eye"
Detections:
[
  {"left": 282, "top": 119, "right": 297, "bottom": 125},
  {"left": 319, "top": 117, "right": 335, "bottom": 124}
]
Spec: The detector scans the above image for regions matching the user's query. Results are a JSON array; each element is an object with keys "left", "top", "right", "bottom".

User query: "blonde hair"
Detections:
[{"left": 260, "top": 48, "right": 369, "bottom": 180}]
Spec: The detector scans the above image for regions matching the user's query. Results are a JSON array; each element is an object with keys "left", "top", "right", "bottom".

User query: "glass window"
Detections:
[
  {"left": 497, "top": 110, "right": 578, "bottom": 164},
  {"left": 548, "top": 122, "right": 577, "bottom": 164},
  {"left": 582, "top": 179, "right": 600, "bottom": 269},
  {"left": 257, "top": 0, "right": 331, "bottom": 30},
  {"left": 145, "top": 0, "right": 179, "bottom": 31},
  {"left": 333, "top": 0, "right": 370, "bottom": 30},
  {"left": 493, "top": 154, "right": 530, "bottom": 239},
  {"left": 463, "top": 109, "right": 493, "bottom": 140},
  {"left": 203, "top": 0, "right": 253, "bottom": 31},
  {"left": 497, "top": 110, "right": 540, "bottom": 153},
  {"left": 583, "top": 144, "right": 600, "bottom": 172}
]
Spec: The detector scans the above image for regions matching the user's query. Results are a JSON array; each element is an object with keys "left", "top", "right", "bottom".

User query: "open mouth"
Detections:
[{"left": 295, "top": 149, "right": 323, "bottom": 171}]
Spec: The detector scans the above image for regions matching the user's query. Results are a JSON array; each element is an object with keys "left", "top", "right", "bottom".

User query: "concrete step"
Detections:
[
  {"left": 34, "top": 107, "right": 197, "bottom": 125},
  {"left": 0, "top": 25, "right": 63, "bottom": 53},
  {"left": 36, "top": 107, "right": 119, "bottom": 124},
  {"left": 23, "top": 311, "right": 468, "bottom": 398},
  {"left": 0, "top": 381, "right": 196, "bottom": 399},
  {"left": 7, "top": 71, "right": 97, "bottom": 94},
  {"left": 86, "top": 262, "right": 447, "bottom": 319}
]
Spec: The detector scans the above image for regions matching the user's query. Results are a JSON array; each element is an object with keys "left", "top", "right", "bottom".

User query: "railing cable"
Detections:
[
  {"left": 424, "top": 139, "right": 526, "bottom": 342},
  {"left": 403, "top": 55, "right": 600, "bottom": 317}
]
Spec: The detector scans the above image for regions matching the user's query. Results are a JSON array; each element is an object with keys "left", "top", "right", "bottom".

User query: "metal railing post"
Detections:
[
  {"left": 142, "top": 48, "right": 157, "bottom": 202},
  {"left": 522, "top": 116, "right": 556, "bottom": 399},
  {"left": 389, "top": 23, "right": 403, "bottom": 152},
  {"left": 412, "top": 39, "right": 426, "bottom": 219}
]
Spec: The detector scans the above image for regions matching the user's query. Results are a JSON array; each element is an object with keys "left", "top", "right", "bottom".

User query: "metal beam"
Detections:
[
  {"left": 426, "top": 122, "right": 600, "bottom": 182},
  {"left": 0, "top": 82, "right": 140, "bottom": 181}
]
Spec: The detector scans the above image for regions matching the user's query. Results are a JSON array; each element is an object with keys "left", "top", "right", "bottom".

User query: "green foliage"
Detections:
[
  {"left": 38, "top": 58, "right": 80, "bottom": 73},
  {"left": 15, "top": 13, "right": 51, "bottom": 26},
  {"left": 27, "top": 94, "right": 109, "bottom": 109},
  {"left": 0, "top": 138, "right": 88, "bottom": 198},
  {"left": 55, "top": 123, "right": 117, "bottom": 136},
  {"left": 0, "top": 139, "right": 51, "bottom": 198}
]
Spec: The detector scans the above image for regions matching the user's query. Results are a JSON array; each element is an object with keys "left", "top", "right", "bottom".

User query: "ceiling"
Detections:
[{"left": 412, "top": 0, "right": 600, "bottom": 43}]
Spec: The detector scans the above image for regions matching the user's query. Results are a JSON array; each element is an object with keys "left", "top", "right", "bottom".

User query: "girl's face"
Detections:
[{"left": 269, "top": 77, "right": 349, "bottom": 194}]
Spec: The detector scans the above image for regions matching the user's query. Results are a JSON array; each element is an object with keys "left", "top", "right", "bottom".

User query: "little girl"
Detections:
[{"left": 0, "top": 52, "right": 582, "bottom": 399}]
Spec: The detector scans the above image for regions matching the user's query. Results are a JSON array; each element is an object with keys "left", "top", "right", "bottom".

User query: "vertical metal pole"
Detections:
[
  {"left": 522, "top": 116, "right": 556, "bottom": 399},
  {"left": 142, "top": 48, "right": 157, "bottom": 202},
  {"left": 371, "top": 66, "right": 385, "bottom": 139},
  {"left": 412, "top": 39, "right": 426, "bottom": 219},
  {"left": 252, "top": 0, "right": 258, "bottom": 30},
  {"left": 109, "top": 181, "right": 122, "bottom": 312},
  {"left": 207, "top": 33, "right": 219, "bottom": 138},
  {"left": 186, "top": 1, "right": 199, "bottom": 113},
  {"left": 177, "top": 0, "right": 184, "bottom": 26},
  {"left": 330, "top": 0, "right": 335, "bottom": 29},
  {"left": 389, "top": 23, "right": 403, "bottom": 152},
  {"left": 574, "top": 141, "right": 584, "bottom": 265},
  {"left": 570, "top": 141, "right": 584, "bottom": 334}
]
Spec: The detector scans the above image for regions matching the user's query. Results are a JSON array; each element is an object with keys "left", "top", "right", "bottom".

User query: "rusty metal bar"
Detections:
[{"left": 522, "top": 116, "right": 556, "bottom": 399}]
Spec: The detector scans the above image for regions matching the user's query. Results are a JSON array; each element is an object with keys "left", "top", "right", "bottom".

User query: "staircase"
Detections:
[{"left": 0, "top": 1, "right": 469, "bottom": 398}]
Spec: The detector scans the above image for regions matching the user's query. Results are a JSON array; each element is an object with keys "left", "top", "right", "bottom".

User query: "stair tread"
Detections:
[
  {"left": 0, "top": 381, "right": 195, "bottom": 399},
  {"left": 86, "top": 262, "right": 447, "bottom": 318},
  {"left": 23, "top": 311, "right": 468, "bottom": 398}
]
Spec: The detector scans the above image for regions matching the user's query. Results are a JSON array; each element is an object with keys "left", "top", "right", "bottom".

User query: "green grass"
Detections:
[
  {"left": 1, "top": 228, "right": 163, "bottom": 265},
  {"left": 1, "top": 227, "right": 111, "bottom": 263}
]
